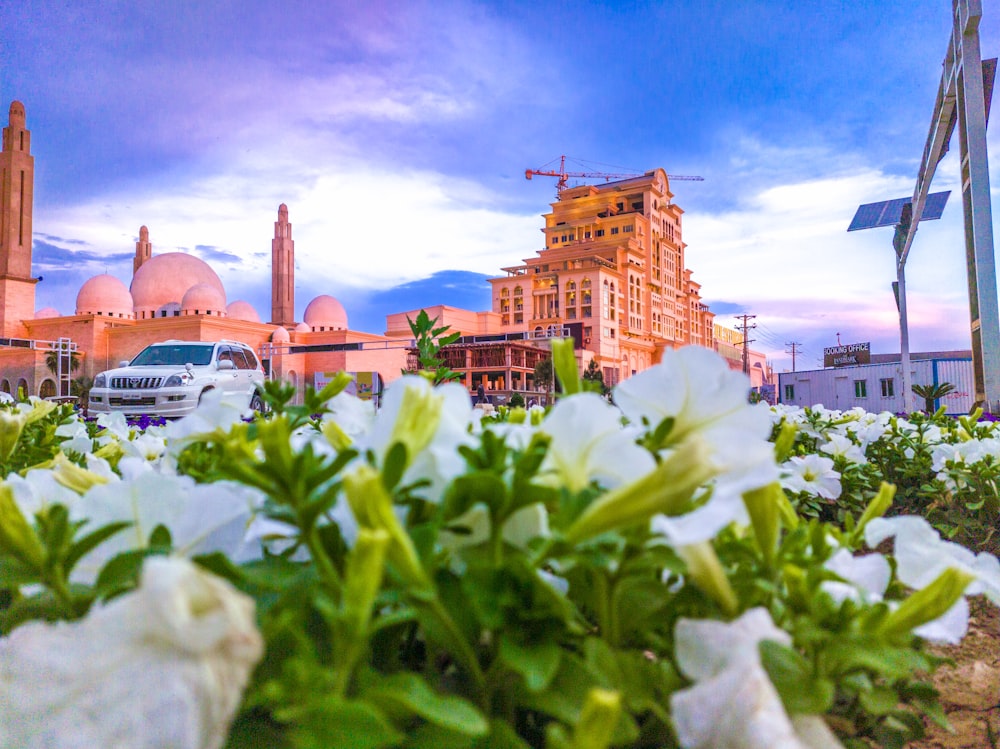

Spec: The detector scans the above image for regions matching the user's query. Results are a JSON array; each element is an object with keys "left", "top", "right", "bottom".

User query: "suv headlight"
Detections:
[
  {"left": 163, "top": 373, "right": 192, "bottom": 387},
  {"left": 94, "top": 373, "right": 107, "bottom": 388}
]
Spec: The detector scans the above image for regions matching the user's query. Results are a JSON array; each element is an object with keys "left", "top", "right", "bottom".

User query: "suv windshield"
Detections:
[{"left": 131, "top": 344, "right": 215, "bottom": 367}]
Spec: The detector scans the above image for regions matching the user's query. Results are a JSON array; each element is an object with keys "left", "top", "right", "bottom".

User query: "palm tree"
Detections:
[
  {"left": 44, "top": 349, "right": 80, "bottom": 377},
  {"left": 911, "top": 382, "right": 956, "bottom": 413}
]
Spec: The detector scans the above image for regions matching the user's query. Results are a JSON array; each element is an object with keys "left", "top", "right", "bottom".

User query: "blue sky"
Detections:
[{"left": 3, "top": 0, "right": 999, "bottom": 371}]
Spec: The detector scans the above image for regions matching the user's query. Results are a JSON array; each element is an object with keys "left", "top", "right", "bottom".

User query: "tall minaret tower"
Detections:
[
  {"left": 270, "top": 203, "right": 295, "bottom": 326},
  {"left": 0, "top": 101, "right": 37, "bottom": 338},
  {"left": 134, "top": 225, "right": 152, "bottom": 274}
]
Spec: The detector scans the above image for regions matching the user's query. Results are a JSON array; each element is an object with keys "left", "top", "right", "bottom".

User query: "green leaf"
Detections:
[
  {"left": 62, "top": 521, "right": 132, "bottom": 575},
  {"left": 287, "top": 698, "right": 403, "bottom": 749},
  {"left": 94, "top": 548, "right": 162, "bottom": 599},
  {"left": 364, "top": 672, "right": 488, "bottom": 736},
  {"left": 499, "top": 633, "right": 562, "bottom": 692},
  {"left": 148, "top": 523, "right": 172, "bottom": 549},
  {"left": 759, "top": 640, "right": 834, "bottom": 714},
  {"left": 382, "top": 441, "right": 409, "bottom": 491},
  {"left": 0, "top": 556, "right": 42, "bottom": 586},
  {"left": 859, "top": 685, "right": 901, "bottom": 716}
]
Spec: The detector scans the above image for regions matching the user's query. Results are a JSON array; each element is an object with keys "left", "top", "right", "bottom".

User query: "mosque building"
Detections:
[{"left": 0, "top": 100, "right": 772, "bottom": 403}]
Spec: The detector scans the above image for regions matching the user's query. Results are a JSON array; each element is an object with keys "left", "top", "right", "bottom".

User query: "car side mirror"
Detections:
[
  {"left": 217, "top": 360, "right": 235, "bottom": 370},
  {"left": 119, "top": 360, "right": 130, "bottom": 368}
]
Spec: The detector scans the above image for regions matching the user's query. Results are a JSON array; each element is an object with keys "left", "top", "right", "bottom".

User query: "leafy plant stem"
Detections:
[{"left": 421, "top": 595, "right": 488, "bottom": 707}]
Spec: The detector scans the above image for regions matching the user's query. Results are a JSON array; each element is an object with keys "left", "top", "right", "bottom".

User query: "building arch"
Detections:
[
  {"left": 0, "top": 379, "right": 10, "bottom": 395},
  {"left": 39, "top": 378, "right": 56, "bottom": 399},
  {"left": 16, "top": 378, "right": 28, "bottom": 400}
]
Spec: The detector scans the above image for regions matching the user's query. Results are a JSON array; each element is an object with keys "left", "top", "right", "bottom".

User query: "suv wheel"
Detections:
[{"left": 250, "top": 393, "right": 265, "bottom": 413}]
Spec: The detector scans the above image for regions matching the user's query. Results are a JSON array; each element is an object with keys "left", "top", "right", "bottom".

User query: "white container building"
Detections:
[{"left": 777, "top": 352, "right": 974, "bottom": 415}]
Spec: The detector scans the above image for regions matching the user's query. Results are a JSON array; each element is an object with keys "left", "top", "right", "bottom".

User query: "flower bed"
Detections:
[{"left": 1, "top": 342, "right": 998, "bottom": 749}]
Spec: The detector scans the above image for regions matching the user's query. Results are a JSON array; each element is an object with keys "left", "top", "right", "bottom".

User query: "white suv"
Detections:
[{"left": 89, "top": 340, "right": 265, "bottom": 418}]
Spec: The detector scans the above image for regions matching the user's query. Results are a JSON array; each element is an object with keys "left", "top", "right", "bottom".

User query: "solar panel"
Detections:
[{"left": 847, "top": 190, "right": 951, "bottom": 231}]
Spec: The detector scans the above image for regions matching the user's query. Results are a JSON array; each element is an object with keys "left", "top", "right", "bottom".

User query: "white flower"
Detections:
[
  {"left": 613, "top": 347, "right": 778, "bottom": 493},
  {"left": 819, "top": 434, "right": 866, "bottom": 465},
  {"left": 359, "top": 376, "right": 476, "bottom": 501},
  {"left": 821, "top": 548, "right": 890, "bottom": 605},
  {"left": 164, "top": 388, "right": 247, "bottom": 442},
  {"left": 0, "top": 556, "right": 262, "bottom": 749},
  {"left": 538, "top": 393, "right": 655, "bottom": 493},
  {"left": 780, "top": 454, "right": 841, "bottom": 499},
  {"left": 650, "top": 484, "right": 748, "bottom": 546},
  {"left": 68, "top": 473, "right": 259, "bottom": 581},
  {"left": 865, "top": 515, "right": 1000, "bottom": 604},
  {"left": 671, "top": 608, "right": 843, "bottom": 749}
]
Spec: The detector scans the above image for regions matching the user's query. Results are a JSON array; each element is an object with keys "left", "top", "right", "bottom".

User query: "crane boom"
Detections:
[{"left": 525, "top": 155, "right": 703, "bottom": 193}]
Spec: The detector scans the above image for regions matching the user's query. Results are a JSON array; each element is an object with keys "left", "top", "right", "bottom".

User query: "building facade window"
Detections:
[
  {"left": 880, "top": 378, "right": 895, "bottom": 397},
  {"left": 784, "top": 384, "right": 794, "bottom": 402},
  {"left": 854, "top": 380, "right": 867, "bottom": 398}
]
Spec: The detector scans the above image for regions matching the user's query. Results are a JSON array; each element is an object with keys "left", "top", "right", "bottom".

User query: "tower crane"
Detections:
[{"left": 525, "top": 155, "right": 703, "bottom": 194}]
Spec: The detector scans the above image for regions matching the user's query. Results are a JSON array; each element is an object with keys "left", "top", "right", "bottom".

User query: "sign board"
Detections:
[
  {"left": 823, "top": 342, "right": 871, "bottom": 368},
  {"left": 314, "top": 371, "right": 383, "bottom": 402}
]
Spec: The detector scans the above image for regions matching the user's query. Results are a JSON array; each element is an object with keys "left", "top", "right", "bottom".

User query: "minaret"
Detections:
[
  {"left": 270, "top": 203, "right": 295, "bottom": 326},
  {"left": 0, "top": 101, "right": 37, "bottom": 338},
  {"left": 133, "top": 225, "right": 152, "bottom": 274}
]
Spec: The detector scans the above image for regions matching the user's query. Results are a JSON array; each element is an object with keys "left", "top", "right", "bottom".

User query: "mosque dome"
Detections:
[
  {"left": 227, "top": 300, "right": 261, "bottom": 323},
  {"left": 76, "top": 274, "right": 134, "bottom": 318},
  {"left": 271, "top": 326, "right": 290, "bottom": 344},
  {"left": 294, "top": 322, "right": 312, "bottom": 333},
  {"left": 181, "top": 283, "right": 227, "bottom": 316},
  {"left": 303, "top": 294, "right": 348, "bottom": 331},
  {"left": 130, "top": 252, "right": 225, "bottom": 318},
  {"left": 35, "top": 307, "right": 61, "bottom": 319}
]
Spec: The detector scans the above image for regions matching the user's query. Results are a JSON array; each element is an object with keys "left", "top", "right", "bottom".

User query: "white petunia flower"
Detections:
[
  {"left": 819, "top": 434, "right": 866, "bottom": 465},
  {"left": 613, "top": 347, "right": 778, "bottom": 493},
  {"left": 0, "top": 556, "right": 262, "bottom": 749},
  {"left": 359, "top": 376, "right": 476, "bottom": 501},
  {"left": 538, "top": 393, "right": 655, "bottom": 493},
  {"left": 68, "top": 473, "right": 259, "bottom": 581},
  {"left": 671, "top": 608, "right": 843, "bottom": 749},
  {"left": 780, "top": 454, "right": 841, "bottom": 499},
  {"left": 865, "top": 515, "right": 1000, "bottom": 604}
]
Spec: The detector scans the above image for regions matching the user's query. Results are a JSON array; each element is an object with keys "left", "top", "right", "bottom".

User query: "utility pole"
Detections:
[
  {"left": 785, "top": 342, "right": 801, "bottom": 372},
  {"left": 735, "top": 314, "right": 756, "bottom": 375}
]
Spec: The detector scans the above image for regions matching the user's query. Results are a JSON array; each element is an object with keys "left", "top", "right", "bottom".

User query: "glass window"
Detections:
[
  {"left": 784, "top": 384, "right": 794, "bottom": 401},
  {"left": 854, "top": 380, "right": 867, "bottom": 398},
  {"left": 880, "top": 378, "right": 895, "bottom": 397}
]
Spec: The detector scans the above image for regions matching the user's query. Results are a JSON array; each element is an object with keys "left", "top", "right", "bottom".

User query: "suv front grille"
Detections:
[
  {"left": 110, "top": 376, "right": 164, "bottom": 389},
  {"left": 108, "top": 396, "right": 158, "bottom": 407}
]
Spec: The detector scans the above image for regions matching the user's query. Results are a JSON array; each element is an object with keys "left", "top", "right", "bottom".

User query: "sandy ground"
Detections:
[{"left": 908, "top": 597, "right": 1000, "bottom": 749}]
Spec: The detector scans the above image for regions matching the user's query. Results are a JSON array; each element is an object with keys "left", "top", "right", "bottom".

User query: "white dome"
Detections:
[
  {"left": 303, "top": 294, "right": 348, "bottom": 331},
  {"left": 227, "top": 300, "right": 261, "bottom": 323},
  {"left": 181, "top": 283, "right": 227, "bottom": 315},
  {"left": 76, "top": 274, "right": 134, "bottom": 318},
  {"left": 271, "top": 326, "right": 290, "bottom": 344},
  {"left": 131, "top": 252, "right": 225, "bottom": 318}
]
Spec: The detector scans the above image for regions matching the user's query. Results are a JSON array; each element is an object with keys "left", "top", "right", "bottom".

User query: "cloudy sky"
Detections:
[{"left": 3, "top": 1, "right": 999, "bottom": 371}]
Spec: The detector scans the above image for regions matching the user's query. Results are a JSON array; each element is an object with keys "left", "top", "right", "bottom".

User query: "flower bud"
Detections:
[
  {"left": 572, "top": 688, "right": 622, "bottom": 749},
  {"left": 563, "top": 437, "right": 716, "bottom": 545},
  {"left": 551, "top": 338, "right": 581, "bottom": 396},
  {"left": 0, "top": 410, "right": 26, "bottom": 462},
  {"left": 879, "top": 567, "right": 975, "bottom": 637},
  {"left": 0, "top": 483, "right": 45, "bottom": 570},
  {"left": 47, "top": 454, "right": 110, "bottom": 495},
  {"left": 742, "top": 482, "right": 783, "bottom": 567},
  {"left": 677, "top": 540, "right": 739, "bottom": 616},
  {"left": 343, "top": 465, "right": 432, "bottom": 592},
  {"left": 342, "top": 529, "right": 389, "bottom": 635}
]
